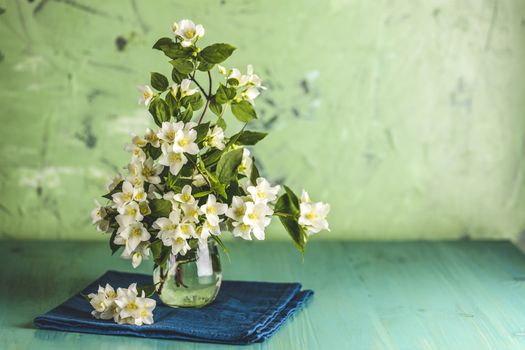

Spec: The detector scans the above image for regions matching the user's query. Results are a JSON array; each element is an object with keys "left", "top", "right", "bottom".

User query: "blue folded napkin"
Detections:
[{"left": 34, "top": 270, "right": 313, "bottom": 344}]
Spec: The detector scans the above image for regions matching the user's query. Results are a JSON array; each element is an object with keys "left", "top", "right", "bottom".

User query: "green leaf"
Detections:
[
  {"left": 172, "top": 68, "right": 187, "bottom": 84},
  {"left": 193, "top": 190, "right": 212, "bottom": 198},
  {"left": 155, "top": 40, "right": 193, "bottom": 59},
  {"left": 209, "top": 99, "right": 223, "bottom": 117},
  {"left": 200, "top": 43, "right": 236, "bottom": 64},
  {"left": 181, "top": 93, "right": 204, "bottom": 110},
  {"left": 215, "top": 84, "right": 236, "bottom": 104},
  {"left": 149, "top": 198, "right": 172, "bottom": 218},
  {"left": 233, "top": 130, "right": 268, "bottom": 145},
  {"left": 180, "top": 105, "right": 193, "bottom": 123},
  {"left": 216, "top": 117, "right": 227, "bottom": 130},
  {"left": 231, "top": 100, "right": 257, "bottom": 122},
  {"left": 250, "top": 157, "right": 260, "bottom": 185},
  {"left": 152, "top": 37, "right": 173, "bottom": 50},
  {"left": 197, "top": 60, "right": 215, "bottom": 72},
  {"left": 149, "top": 98, "right": 170, "bottom": 127},
  {"left": 194, "top": 122, "right": 210, "bottom": 143},
  {"left": 279, "top": 216, "right": 308, "bottom": 254},
  {"left": 150, "top": 72, "right": 169, "bottom": 91},
  {"left": 137, "top": 285, "right": 156, "bottom": 298},
  {"left": 216, "top": 148, "right": 244, "bottom": 183},
  {"left": 211, "top": 235, "right": 229, "bottom": 254},
  {"left": 150, "top": 239, "right": 171, "bottom": 270},
  {"left": 109, "top": 229, "right": 121, "bottom": 255},
  {"left": 165, "top": 92, "right": 178, "bottom": 115},
  {"left": 283, "top": 185, "right": 300, "bottom": 212},
  {"left": 146, "top": 144, "right": 162, "bottom": 160},
  {"left": 170, "top": 58, "right": 194, "bottom": 75},
  {"left": 102, "top": 181, "right": 123, "bottom": 200}
]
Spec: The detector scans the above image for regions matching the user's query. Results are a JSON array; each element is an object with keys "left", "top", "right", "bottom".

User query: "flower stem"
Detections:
[{"left": 197, "top": 71, "right": 213, "bottom": 124}]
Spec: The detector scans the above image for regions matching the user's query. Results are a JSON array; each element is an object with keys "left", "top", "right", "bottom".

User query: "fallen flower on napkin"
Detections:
[
  {"left": 87, "top": 282, "right": 156, "bottom": 326},
  {"left": 34, "top": 270, "right": 313, "bottom": 344}
]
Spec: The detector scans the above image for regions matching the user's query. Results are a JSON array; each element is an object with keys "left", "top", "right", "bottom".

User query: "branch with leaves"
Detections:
[{"left": 91, "top": 19, "right": 330, "bottom": 282}]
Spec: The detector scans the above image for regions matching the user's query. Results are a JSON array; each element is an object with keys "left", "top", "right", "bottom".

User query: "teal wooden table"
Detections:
[{"left": 2, "top": 240, "right": 525, "bottom": 349}]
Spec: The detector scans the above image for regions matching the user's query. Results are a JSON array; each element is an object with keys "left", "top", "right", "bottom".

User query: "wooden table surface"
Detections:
[{"left": 2, "top": 240, "right": 525, "bottom": 349}]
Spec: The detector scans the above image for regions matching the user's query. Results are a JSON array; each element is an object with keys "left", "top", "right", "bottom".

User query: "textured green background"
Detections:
[{"left": 0, "top": 0, "right": 524, "bottom": 241}]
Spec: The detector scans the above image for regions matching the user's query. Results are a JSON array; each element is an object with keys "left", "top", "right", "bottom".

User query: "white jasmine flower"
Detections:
[
  {"left": 91, "top": 200, "right": 110, "bottom": 232},
  {"left": 206, "top": 126, "right": 225, "bottom": 150},
  {"left": 298, "top": 192, "right": 330, "bottom": 235},
  {"left": 227, "top": 68, "right": 242, "bottom": 85},
  {"left": 132, "top": 186, "right": 147, "bottom": 202},
  {"left": 240, "top": 64, "right": 263, "bottom": 88},
  {"left": 226, "top": 196, "right": 248, "bottom": 222},
  {"left": 172, "top": 19, "right": 205, "bottom": 47},
  {"left": 157, "top": 121, "right": 184, "bottom": 144},
  {"left": 173, "top": 185, "right": 195, "bottom": 204},
  {"left": 243, "top": 202, "right": 273, "bottom": 240},
  {"left": 112, "top": 181, "right": 135, "bottom": 208},
  {"left": 117, "top": 201, "right": 144, "bottom": 225},
  {"left": 134, "top": 295, "right": 156, "bottom": 326},
  {"left": 170, "top": 79, "right": 197, "bottom": 98},
  {"left": 301, "top": 190, "right": 311, "bottom": 203},
  {"left": 140, "top": 158, "right": 163, "bottom": 184},
  {"left": 238, "top": 148, "right": 253, "bottom": 177},
  {"left": 138, "top": 85, "right": 154, "bottom": 106},
  {"left": 172, "top": 235, "right": 191, "bottom": 256},
  {"left": 153, "top": 210, "right": 181, "bottom": 241},
  {"left": 192, "top": 171, "right": 208, "bottom": 187},
  {"left": 181, "top": 202, "right": 200, "bottom": 223},
  {"left": 125, "top": 143, "right": 147, "bottom": 163},
  {"left": 106, "top": 174, "right": 123, "bottom": 192},
  {"left": 138, "top": 201, "right": 151, "bottom": 216},
  {"left": 217, "top": 65, "right": 227, "bottom": 75},
  {"left": 114, "top": 283, "right": 140, "bottom": 324},
  {"left": 158, "top": 143, "right": 188, "bottom": 175},
  {"left": 200, "top": 194, "right": 227, "bottom": 226},
  {"left": 121, "top": 242, "right": 150, "bottom": 268},
  {"left": 173, "top": 128, "right": 199, "bottom": 155},
  {"left": 232, "top": 221, "right": 253, "bottom": 240},
  {"left": 241, "top": 86, "right": 261, "bottom": 103},
  {"left": 118, "top": 221, "right": 150, "bottom": 252},
  {"left": 88, "top": 284, "right": 117, "bottom": 320},
  {"left": 247, "top": 177, "right": 281, "bottom": 204},
  {"left": 197, "top": 220, "right": 221, "bottom": 240},
  {"left": 144, "top": 128, "right": 160, "bottom": 148},
  {"left": 125, "top": 162, "right": 145, "bottom": 187},
  {"left": 177, "top": 221, "right": 196, "bottom": 238}
]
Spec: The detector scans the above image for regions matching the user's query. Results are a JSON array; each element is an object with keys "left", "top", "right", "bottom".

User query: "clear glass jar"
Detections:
[{"left": 153, "top": 238, "right": 222, "bottom": 308}]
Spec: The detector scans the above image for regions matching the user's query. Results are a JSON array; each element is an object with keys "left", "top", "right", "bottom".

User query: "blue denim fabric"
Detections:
[{"left": 34, "top": 270, "right": 313, "bottom": 344}]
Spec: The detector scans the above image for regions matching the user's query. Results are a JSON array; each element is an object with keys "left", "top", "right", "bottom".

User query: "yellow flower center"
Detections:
[
  {"left": 107, "top": 291, "right": 116, "bottom": 298},
  {"left": 131, "top": 227, "right": 142, "bottom": 237},
  {"left": 169, "top": 153, "right": 182, "bottom": 162},
  {"left": 248, "top": 213, "right": 258, "bottom": 220},
  {"left": 176, "top": 237, "right": 185, "bottom": 245},
  {"left": 235, "top": 208, "right": 245, "bottom": 217},
  {"left": 305, "top": 212, "right": 316, "bottom": 220},
  {"left": 182, "top": 194, "right": 191, "bottom": 202},
  {"left": 127, "top": 207, "right": 137, "bottom": 216},
  {"left": 185, "top": 29, "right": 195, "bottom": 38},
  {"left": 127, "top": 302, "right": 138, "bottom": 310},
  {"left": 166, "top": 130, "right": 175, "bottom": 141},
  {"left": 140, "top": 310, "right": 149, "bottom": 318},
  {"left": 123, "top": 193, "right": 132, "bottom": 201},
  {"left": 178, "top": 138, "right": 189, "bottom": 147},
  {"left": 143, "top": 91, "right": 150, "bottom": 99},
  {"left": 207, "top": 206, "right": 217, "bottom": 214},
  {"left": 142, "top": 167, "right": 153, "bottom": 177},
  {"left": 257, "top": 191, "right": 265, "bottom": 199}
]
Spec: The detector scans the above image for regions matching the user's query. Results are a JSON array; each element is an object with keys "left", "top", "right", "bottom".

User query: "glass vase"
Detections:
[{"left": 153, "top": 238, "right": 222, "bottom": 308}]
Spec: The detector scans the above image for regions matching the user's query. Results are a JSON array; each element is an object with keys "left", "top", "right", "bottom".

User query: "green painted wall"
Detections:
[{"left": 0, "top": 0, "right": 524, "bottom": 240}]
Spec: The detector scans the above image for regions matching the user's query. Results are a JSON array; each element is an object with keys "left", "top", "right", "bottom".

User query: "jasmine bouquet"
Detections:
[{"left": 91, "top": 19, "right": 330, "bottom": 310}]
